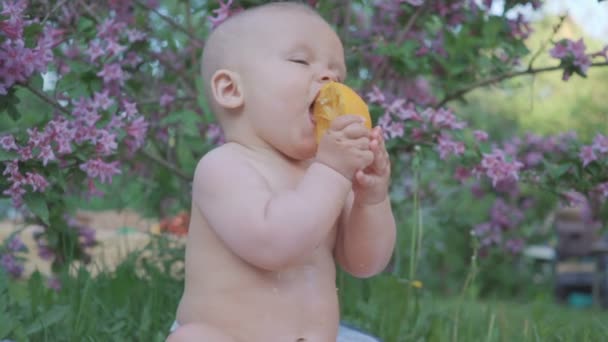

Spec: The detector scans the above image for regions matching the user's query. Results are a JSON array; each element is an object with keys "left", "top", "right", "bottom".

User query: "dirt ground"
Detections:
[{"left": 0, "top": 209, "right": 185, "bottom": 277}]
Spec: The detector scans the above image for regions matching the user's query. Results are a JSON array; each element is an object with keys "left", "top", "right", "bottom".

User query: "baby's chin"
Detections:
[{"left": 280, "top": 140, "right": 317, "bottom": 161}]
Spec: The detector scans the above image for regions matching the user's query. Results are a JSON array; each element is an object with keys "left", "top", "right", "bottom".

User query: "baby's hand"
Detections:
[
  {"left": 315, "top": 115, "right": 374, "bottom": 180},
  {"left": 352, "top": 126, "right": 391, "bottom": 205}
]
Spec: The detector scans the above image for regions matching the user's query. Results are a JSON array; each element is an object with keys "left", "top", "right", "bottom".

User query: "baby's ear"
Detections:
[{"left": 210, "top": 69, "right": 244, "bottom": 110}]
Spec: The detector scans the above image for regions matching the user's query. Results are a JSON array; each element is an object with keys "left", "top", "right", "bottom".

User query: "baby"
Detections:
[{"left": 168, "top": 2, "right": 396, "bottom": 341}]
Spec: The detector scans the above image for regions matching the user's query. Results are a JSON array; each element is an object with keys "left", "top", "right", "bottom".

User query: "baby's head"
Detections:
[{"left": 201, "top": 2, "right": 346, "bottom": 160}]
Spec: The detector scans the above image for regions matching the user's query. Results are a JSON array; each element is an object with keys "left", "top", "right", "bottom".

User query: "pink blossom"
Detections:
[
  {"left": 24, "top": 172, "right": 49, "bottom": 192},
  {"left": 2, "top": 182, "right": 25, "bottom": 207},
  {"left": 85, "top": 40, "right": 105, "bottom": 62},
  {"left": 473, "top": 130, "right": 488, "bottom": 142},
  {"left": 422, "top": 107, "right": 466, "bottom": 130},
  {"left": 122, "top": 100, "right": 139, "bottom": 118},
  {"left": 597, "top": 183, "right": 608, "bottom": 198},
  {"left": 366, "top": 86, "right": 385, "bottom": 104},
  {"left": 38, "top": 145, "right": 56, "bottom": 166},
  {"left": 437, "top": 134, "right": 465, "bottom": 160},
  {"left": 579, "top": 145, "right": 597, "bottom": 167},
  {"left": 505, "top": 238, "right": 525, "bottom": 255},
  {"left": 125, "top": 116, "right": 148, "bottom": 152},
  {"left": 97, "top": 63, "right": 127, "bottom": 85},
  {"left": 454, "top": 166, "right": 471, "bottom": 183},
  {"left": 79, "top": 158, "right": 121, "bottom": 184},
  {"left": 0, "top": 134, "right": 18, "bottom": 151},
  {"left": 1, "top": 253, "right": 24, "bottom": 278},
  {"left": 92, "top": 90, "right": 114, "bottom": 111},
  {"left": 126, "top": 29, "right": 146, "bottom": 43},
  {"left": 95, "top": 130, "right": 118, "bottom": 156},
  {"left": 477, "top": 149, "right": 524, "bottom": 187},
  {"left": 105, "top": 38, "right": 126, "bottom": 57},
  {"left": 209, "top": 0, "right": 236, "bottom": 29},
  {"left": 592, "top": 134, "right": 608, "bottom": 154},
  {"left": 47, "top": 276, "right": 62, "bottom": 292},
  {"left": 159, "top": 93, "right": 175, "bottom": 107},
  {"left": 508, "top": 13, "right": 533, "bottom": 40},
  {"left": 206, "top": 123, "right": 225, "bottom": 145}
]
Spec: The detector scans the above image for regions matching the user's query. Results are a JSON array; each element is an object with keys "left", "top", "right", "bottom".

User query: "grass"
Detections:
[{"left": 1, "top": 235, "right": 607, "bottom": 342}]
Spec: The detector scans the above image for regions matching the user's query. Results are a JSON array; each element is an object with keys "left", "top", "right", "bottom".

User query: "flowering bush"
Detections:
[{"left": 1, "top": 0, "right": 607, "bottom": 282}]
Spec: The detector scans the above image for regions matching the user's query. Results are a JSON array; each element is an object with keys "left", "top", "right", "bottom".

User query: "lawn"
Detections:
[{"left": 2, "top": 235, "right": 606, "bottom": 342}]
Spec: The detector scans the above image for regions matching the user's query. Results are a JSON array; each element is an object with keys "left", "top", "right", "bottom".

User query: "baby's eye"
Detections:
[{"left": 290, "top": 59, "right": 309, "bottom": 66}]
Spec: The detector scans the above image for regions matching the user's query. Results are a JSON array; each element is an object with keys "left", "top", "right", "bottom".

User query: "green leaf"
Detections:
[
  {"left": 24, "top": 305, "right": 69, "bottom": 335},
  {"left": 0, "top": 317, "right": 17, "bottom": 340},
  {"left": 549, "top": 163, "right": 571, "bottom": 179},
  {"left": 23, "top": 23, "right": 43, "bottom": 48},
  {"left": 0, "top": 149, "right": 18, "bottom": 161},
  {"left": 23, "top": 192, "right": 49, "bottom": 225}
]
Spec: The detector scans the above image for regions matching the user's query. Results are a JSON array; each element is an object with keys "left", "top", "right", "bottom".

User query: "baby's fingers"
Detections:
[{"left": 355, "top": 169, "right": 375, "bottom": 187}]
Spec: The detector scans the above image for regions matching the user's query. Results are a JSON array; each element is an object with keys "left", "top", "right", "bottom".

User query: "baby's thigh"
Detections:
[{"left": 166, "top": 322, "right": 237, "bottom": 342}]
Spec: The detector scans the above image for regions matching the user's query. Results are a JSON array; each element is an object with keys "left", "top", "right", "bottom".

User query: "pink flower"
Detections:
[
  {"left": 473, "top": 130, "right": 488, "bottom": 142},
  {"left": 85, "top": 40, "right": 105, "bottom": 62},
  {"left": 159, "top": 93, "right": 175, "bottom": 107},
  {"left": 209, "top": 0, "right": 236, "bottom": 29},
  {"left": 47, "top": 276, "right": 62, "bottom": 292},
  {"left": 366, "top": 86, "right": 385, "bottom": 104},
  {"left": 0, "top": 134, "right": 18, "bottom": 151},
  {"left": 24, "top": 172, "right": 49, "bottom": 192},
  {"left": 125, "top": 116, "right": 148, "bottom": 152},
  {"left": 478, "top": 149, "right": 524, "bottom": 187},
  {"left": 79, "top": 158, "right": 121, "bottom": 184},
  {"left": 437, "top": 134, "right": 465, "bottom": 160},
  {"left": 592, "top": 134, "right": 608, "bottom": 154},
  {"left": 93, "top": 90, "right": 114, "bottom": 111},
  {"left": 579, "top": 145, "right": 597, "bottom": 167},
  {"left": 597, "top": 183, "right": 608, "bottom": 198},
  {"left": 454, "top": 166, "right": 471, "bottom": 183},
  {"left": 97, "top": 63, "right": 127, "bottom": 85},
  {"left": 95, "top": 130, "right": 118, "bottom": 156}
]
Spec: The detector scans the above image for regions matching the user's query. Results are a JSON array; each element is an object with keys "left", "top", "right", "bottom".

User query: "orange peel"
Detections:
[{"left": 312, "top": 81, "right": 372, "bottom": 143}]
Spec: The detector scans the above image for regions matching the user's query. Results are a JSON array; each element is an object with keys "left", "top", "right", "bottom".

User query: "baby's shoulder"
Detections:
[{"left": 192, "top": 143, "right": 260, "bottom": 187}]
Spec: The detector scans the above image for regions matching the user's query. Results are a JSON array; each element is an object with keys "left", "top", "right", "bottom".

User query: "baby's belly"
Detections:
[{"left": 178, "top": 257, "right": 340, "bottom": 341}]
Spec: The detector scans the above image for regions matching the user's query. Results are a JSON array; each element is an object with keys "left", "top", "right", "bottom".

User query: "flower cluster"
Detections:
[
  {"left": 473, "top": 198, "right": 525, "bottom": 255},
  {"left": 579, "top": 133, "right": 608, "bottom": 167},
  {"left": 549, "top": 38, "right": 608, "bottom": 81},
  {"left": 0, "top": 235, "right": 27, "bottom": 278},
  {"left": 0, "top": 0, "right": 55, "bottom": 94}
]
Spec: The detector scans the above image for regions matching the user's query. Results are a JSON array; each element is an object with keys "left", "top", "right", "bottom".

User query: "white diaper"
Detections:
[{"left": 169, "top": 321, "right": 380, "bottom": 341}]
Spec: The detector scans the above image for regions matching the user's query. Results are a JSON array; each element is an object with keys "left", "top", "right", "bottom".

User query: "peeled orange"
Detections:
[{"left": 312, "top": 81, "right": 372, "bottom": 143}]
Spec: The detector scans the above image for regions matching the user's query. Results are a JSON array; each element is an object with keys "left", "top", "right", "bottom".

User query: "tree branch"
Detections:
[
  {"left": 527, "top": 15, "right": 566, "bottom": 70},
  {"left": 436, "top": 61, "right": 608, "bottom": 108},
  {"left": 133, "top": 0, "right": 204, "bottom": 46}
]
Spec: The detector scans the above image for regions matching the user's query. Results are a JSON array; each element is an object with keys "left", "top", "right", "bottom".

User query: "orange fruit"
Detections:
[{"left": 312, "top": 81, "right": 372, "bottom": 143}]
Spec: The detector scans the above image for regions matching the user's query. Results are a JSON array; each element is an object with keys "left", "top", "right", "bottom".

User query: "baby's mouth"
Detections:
[{"left": 309, "top": 92, "right": 320, "bottom": 124}]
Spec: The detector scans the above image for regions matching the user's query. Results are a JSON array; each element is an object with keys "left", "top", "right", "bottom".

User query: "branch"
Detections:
[
  {"left": 371, "top": 3, "right": 429, "bottom": 85},
  {"left": 133, "top": 0, "right": 204, "bottom": 46},
  {"left": 140, "top": 149, "right": 191, "bottom": 180},
  {"left": 436, "top": 61, "right": 608, "bottom": 108},
  {"left": 24, "top": 82, "right": 70, "bottom": 116},
  {"left": 23, "top": 82, "right": 191, "bottom": 180},
  {"left": 527, "top": 15, "right": 566, "bottom": 70}
]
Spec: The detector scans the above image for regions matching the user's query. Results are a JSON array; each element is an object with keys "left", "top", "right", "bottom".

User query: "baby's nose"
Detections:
[{"left": 319, "top": 69, "right": 339, "bottom": 83}]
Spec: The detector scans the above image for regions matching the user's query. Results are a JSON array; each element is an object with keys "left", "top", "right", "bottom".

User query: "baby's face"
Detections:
[{"left": 237, "top": 8, "right": 347, "bottom": 160}]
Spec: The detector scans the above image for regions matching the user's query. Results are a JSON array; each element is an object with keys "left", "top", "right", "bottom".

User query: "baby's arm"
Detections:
[
  {"left": 334, "top": 127, "right": 396, "bottom": 278},
  {"left": 193, "top": 116, "right": 372, "bottom": 271},
  {"left": 334, "top": 193, "right": 396, "bottom": 278}
]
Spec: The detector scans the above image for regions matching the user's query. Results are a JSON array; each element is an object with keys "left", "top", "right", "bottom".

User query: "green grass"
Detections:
[{"left": 2, "top": 235, "right": 607, "bottom": 342}]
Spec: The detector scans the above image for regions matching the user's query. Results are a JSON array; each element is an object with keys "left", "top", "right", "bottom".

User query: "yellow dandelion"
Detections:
[{"left": 411, "top": 280, "right": 423, "bottom": 289}]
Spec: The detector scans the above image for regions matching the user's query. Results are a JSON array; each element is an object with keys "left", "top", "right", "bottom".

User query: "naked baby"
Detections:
[{"left": 168, "top": 2, "right": 397, "bottom": 341}]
